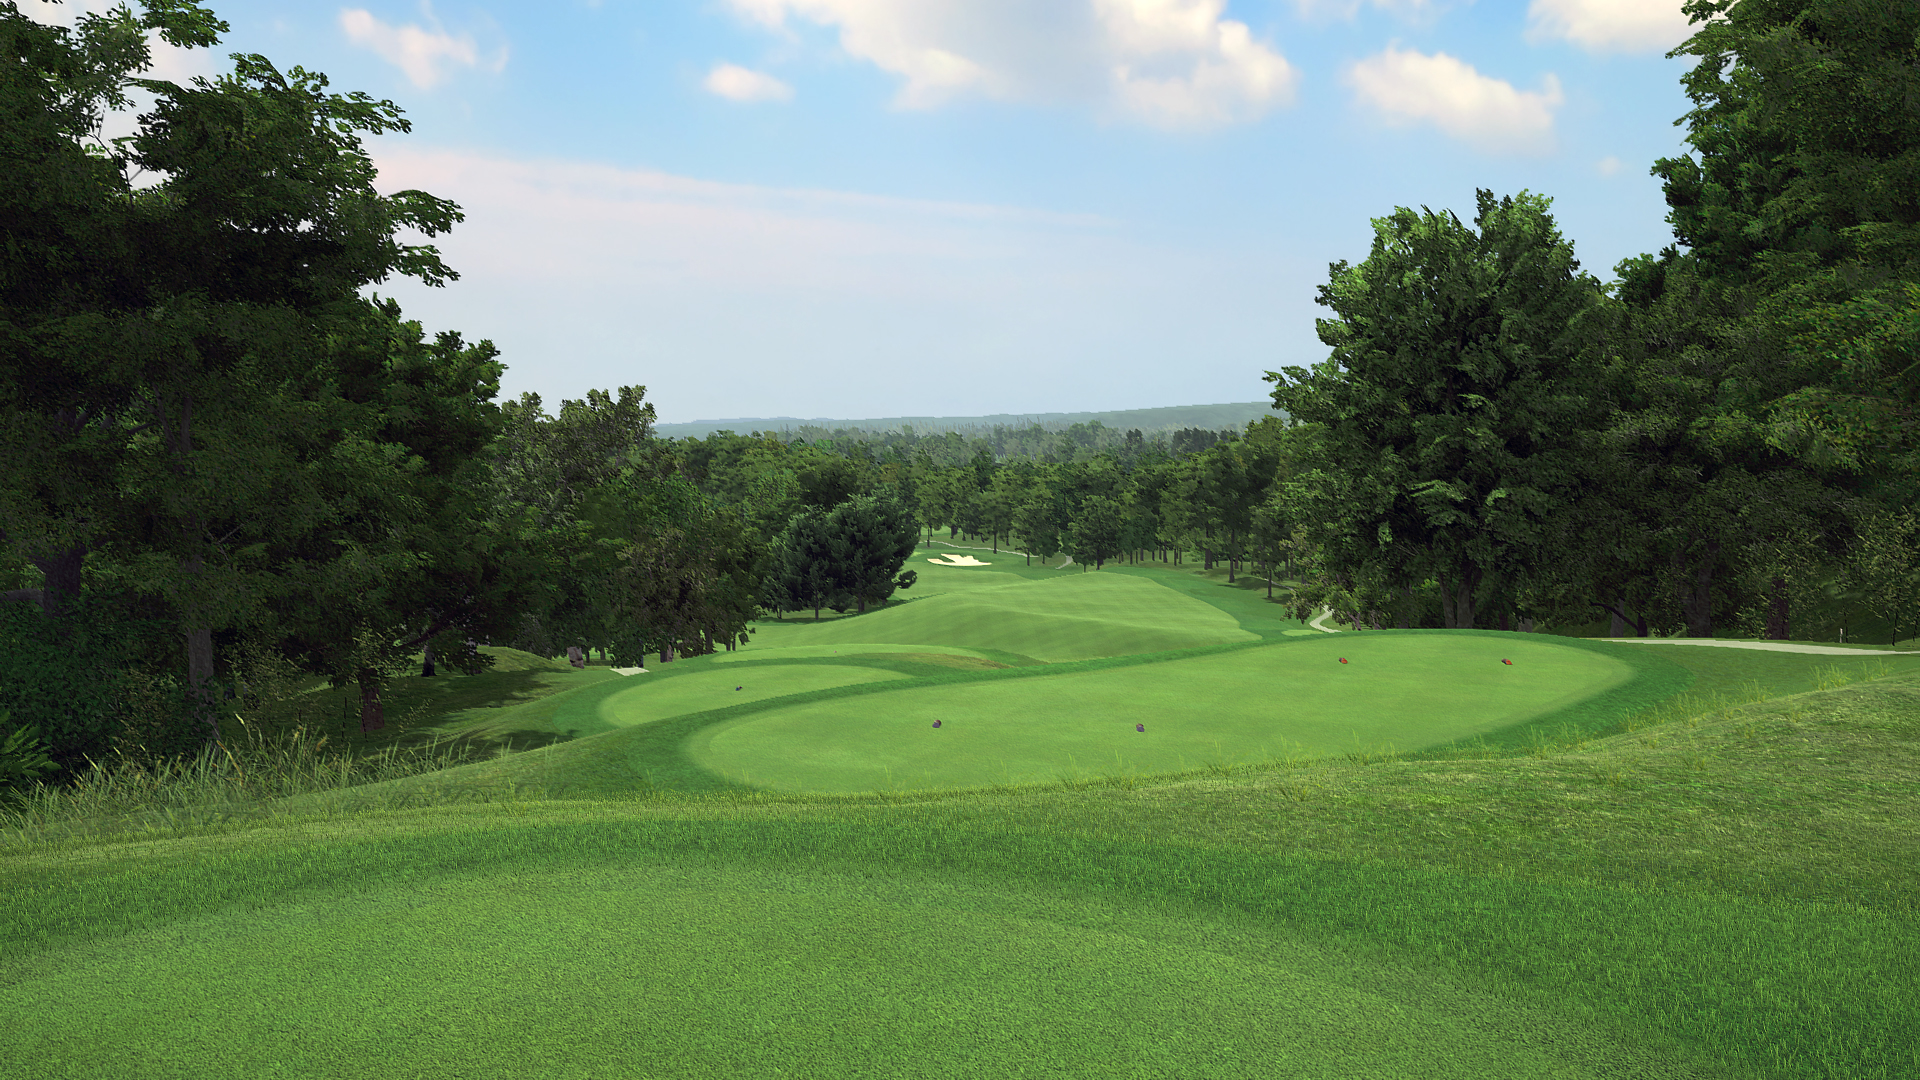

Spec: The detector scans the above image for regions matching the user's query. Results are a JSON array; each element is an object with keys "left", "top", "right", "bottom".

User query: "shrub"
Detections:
[{"left": 0, "top": 707, "right": 60, "bottom": 809}]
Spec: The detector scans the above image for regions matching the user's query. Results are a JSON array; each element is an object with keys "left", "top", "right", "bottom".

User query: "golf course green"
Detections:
[{"left": 689, "top": 634, "right": 1633, "bottom": 792}]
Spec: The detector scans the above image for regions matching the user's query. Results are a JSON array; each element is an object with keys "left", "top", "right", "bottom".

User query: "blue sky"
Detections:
[{"left": 32, "top": 0, "right": 1708, "bottom": 424}]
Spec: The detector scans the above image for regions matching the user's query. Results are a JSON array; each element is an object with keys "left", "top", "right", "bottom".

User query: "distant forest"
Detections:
[
  {"left": 702, "top": 416, "right": 1256, "bottom": 467},
  {"left": 655, "top": 401, "right": 1276, "bottom": 445}
]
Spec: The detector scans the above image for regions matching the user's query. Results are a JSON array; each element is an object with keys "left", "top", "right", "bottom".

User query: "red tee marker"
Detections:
[
  {"left": 1339, "top": 657, "right": 1348, "bottom": 664},
  {"left": 1502, "top": 659, "right": 1512, "bottom": 665}
]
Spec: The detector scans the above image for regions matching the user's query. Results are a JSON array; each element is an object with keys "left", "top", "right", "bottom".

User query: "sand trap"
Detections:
[{"left": 928, "top": 554, "right": 992, "bottom": 566}]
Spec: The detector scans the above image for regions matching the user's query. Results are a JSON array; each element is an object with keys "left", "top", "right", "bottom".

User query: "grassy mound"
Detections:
[{"left": 758, "top": 571, "right": 1257, "bottom": 662}]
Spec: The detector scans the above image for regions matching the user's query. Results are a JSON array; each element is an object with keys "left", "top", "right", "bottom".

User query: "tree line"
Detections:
[{"left": 2, "top": 0, "right": 1915, "bottom": 798}]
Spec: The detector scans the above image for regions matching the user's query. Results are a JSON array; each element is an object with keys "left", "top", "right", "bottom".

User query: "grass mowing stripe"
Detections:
[{"left": 2, "top": 812, "right": 1908, "bottom": 1079}]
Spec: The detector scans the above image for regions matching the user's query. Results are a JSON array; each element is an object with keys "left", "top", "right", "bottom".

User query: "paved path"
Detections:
[
  {"left": 1294, "top": 617, "right": 1912, "bottom": 654},
  {"left": 1591, "top": 638, "right": 1919, "bottom": 656}
]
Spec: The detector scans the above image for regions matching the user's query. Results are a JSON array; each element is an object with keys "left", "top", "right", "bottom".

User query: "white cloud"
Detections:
[
  {"left": 368, "top": 145, "right": 1114, "bottom": 292},
  {"left": 1525, "top": 0, "right": 1696, "bottom": 54},
  {"left": 362, "top": 145, "right": 1294, "bottom": 422},
  {"left": 722, "top": 0, "right": 1297, "bottom": 129},
  {"left": 704, "top": 63, "right": 796, "bottom": 103},
  {"left": 339, "top": 3, "right": 507, "bottom": 89},
  {"left": 1596, "top": 154, "right": 1623, "bottom": 176},
  {"left": 1291, "top": 0, "right": 1439, "bottom": 22},
  {"left": 1344, "top": 46, "right": 1562, "bottom": 155}
]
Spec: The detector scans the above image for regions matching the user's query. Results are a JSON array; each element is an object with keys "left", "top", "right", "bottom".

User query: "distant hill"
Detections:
[{"left": 654, "top": 401, "right": 1280, "bottom": 440}]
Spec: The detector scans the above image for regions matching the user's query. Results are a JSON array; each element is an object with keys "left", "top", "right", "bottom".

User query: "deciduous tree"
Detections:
[{"left": 1267, "top": 190, "right": 1610, "bottom": 628}]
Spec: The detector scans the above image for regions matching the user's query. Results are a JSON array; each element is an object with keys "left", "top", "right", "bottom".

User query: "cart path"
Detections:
[{"left": 1591, "top": 638, "right": 1918, "bottom": 656}]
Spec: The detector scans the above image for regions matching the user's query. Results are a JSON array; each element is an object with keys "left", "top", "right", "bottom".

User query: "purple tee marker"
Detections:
[
  {"left": 932, "top": 720, "right": 941, "bottom": 728},
  {"left": 1136, "top": 724, "right": 1145, "bottom": 732}
]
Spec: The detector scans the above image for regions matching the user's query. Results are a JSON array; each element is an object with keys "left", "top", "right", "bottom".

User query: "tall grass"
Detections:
[{"left": 0, "top": 709, "right": 508, "bottom": 849}]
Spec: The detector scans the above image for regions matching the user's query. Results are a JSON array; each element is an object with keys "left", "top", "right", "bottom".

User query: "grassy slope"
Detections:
[
  {"left": 3, "top": 668, "right": 1913, "bottom": 1078},
  {"left": 756, "top": 570, "right": 1258, "bottom": 662},
  {"left": 1, "top": 562, "right": 1916, "bottom": 1079}
]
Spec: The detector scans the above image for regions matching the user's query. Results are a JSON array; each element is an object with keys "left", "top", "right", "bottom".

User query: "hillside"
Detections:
[{"left": 653, "top": 401, "right": 1279, "bottom": 440}]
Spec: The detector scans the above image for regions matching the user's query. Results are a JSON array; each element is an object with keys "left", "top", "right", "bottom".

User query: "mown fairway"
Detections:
[
  {"left": 750, "top": 567, "right": 1258, "bottom": 662},
  {"left": 2, "top": 549, "right": 1915, "bottom": 1080}
]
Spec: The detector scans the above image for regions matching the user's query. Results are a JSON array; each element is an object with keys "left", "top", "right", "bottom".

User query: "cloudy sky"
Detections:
[{"left": 31, "top": 0, "right": 1707, "bottom": 424}]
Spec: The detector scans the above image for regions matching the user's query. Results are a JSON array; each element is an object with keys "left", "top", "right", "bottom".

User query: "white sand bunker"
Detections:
[{"left": 928, "top": 553, "right": 992, "bottom": 566}]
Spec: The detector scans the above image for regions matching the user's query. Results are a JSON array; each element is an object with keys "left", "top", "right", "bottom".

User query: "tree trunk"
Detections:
[
  {"left": 1399, "top": 584, "right": 1412, "bottom": 629},
  {"left": 1609, "top": 598, "right": 1627, "bottom": 638},
  {"left": 1765, "top": 576, "right": 1790, "bottom": 640},
  {"left": 356, "top": 666, "right": 385, "bottom": 733},
  {"left": 422, "top": 640, "right": 437, "bottom": 677},
  {"left": 567, "top": 645, "right": 583, "bottom": 668},
  {"left": 1499, "top": 610, "right": 1511, "bottom": 633},
  {"left": 1437, "top": 564, "right": 1484, "bottom": 628},
  {"left": 179, "top": 539, "right": 222, "bottom": 748},
  {"left": 1681, "top": 542, "right": 1720, "bottom": 638},
  {"left": 28, "top": 545, "right": 85, "bottom": 622}
]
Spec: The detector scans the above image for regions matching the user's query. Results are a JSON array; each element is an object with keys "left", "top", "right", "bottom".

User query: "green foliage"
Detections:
[
  {"left": 766, "top": 493, "right": 919, "bottom": 616},
  {"left": 1847, "top": 507, "right": 1920, "bottom": 645},
  {"left": 610, "top": 474, "right": 762, "bottom": 660},
  {"left": 1067, "top": 495, "right": 1125, "bottom": 569},
  {"left": 0, "top": 708, "right": 59, "bottom": 807},
  {"left": 0, "top": 592, "right": 190, "bottom": 777},
  {"left": 824, "top": 493, "right": 920, "bottom": 612},
  {"left": 1268, "top": 189, "right": 1610, "bottom": 628}
]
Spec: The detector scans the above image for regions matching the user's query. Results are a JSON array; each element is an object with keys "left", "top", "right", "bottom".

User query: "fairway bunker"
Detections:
[{"left": 927, "top": 553, "right": 993, "bottom": 566}]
